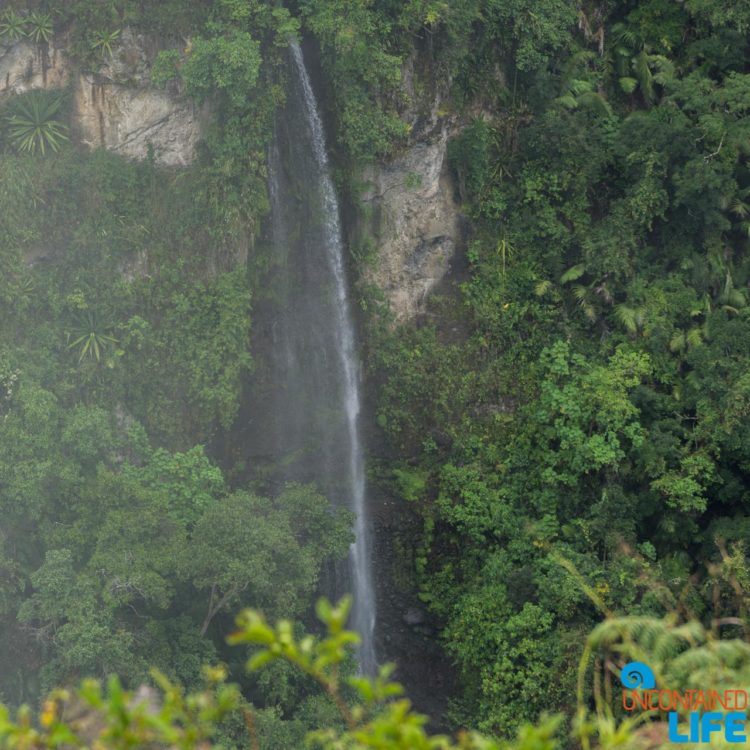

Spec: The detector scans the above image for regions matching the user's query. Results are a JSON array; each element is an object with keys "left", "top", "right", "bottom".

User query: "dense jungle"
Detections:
[{"left": 0, "top": 0, "right": 750, "bottom": 748}]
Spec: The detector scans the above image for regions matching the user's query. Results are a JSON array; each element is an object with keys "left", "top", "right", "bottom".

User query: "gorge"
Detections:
[{"left": 1, "top": 2, "right": 749, "bottom": 746}]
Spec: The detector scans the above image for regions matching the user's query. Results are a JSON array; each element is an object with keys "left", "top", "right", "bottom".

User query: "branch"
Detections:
[
  {"left": 704, "top": 134, "right": 725, "bottom": 161},
  {"left": 201, "top": 583, "right": 245, "bottom": 636}
]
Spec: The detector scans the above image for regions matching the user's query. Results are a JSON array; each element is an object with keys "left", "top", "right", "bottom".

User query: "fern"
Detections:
[
  {"left": 614, "top": 304, "right": 645, "bottom": 334},
  {"left": 561, "top": 263, "right": 586, "bottom": 284},
  {"left": 535, "top": 279, "right": 553, "bottom": 297},
  {"left": 634, "top": 51, "right": 655, "bottom": 103}
]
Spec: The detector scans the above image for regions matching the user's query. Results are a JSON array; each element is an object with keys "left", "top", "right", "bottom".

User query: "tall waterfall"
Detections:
[{"left": 251, "top": 40, "right": 376, "bottom": 673}]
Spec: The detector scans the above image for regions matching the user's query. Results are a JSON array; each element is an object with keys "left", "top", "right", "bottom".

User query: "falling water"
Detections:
[{"left": 249, "top": 40, "right": 377, "bottom": 673}]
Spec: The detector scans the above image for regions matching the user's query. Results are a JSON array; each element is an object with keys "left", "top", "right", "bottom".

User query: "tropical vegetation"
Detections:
[{"left": 0, "top": 0, "right": 749, "bottom": 747}]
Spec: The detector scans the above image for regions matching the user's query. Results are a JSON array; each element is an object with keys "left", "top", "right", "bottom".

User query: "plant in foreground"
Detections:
[
  {"left": 2, "top": 590, "right": 747, "bottom": 749},
  {"left": 0, "top": 598, "right": 561, "bottom": 750}
]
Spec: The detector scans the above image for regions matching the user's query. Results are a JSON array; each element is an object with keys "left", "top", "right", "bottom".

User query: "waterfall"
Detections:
[{"left": 254, "top": 40, "right": 377, "bottom": 673}]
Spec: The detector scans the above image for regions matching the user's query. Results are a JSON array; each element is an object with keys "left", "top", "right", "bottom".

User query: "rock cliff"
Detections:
[
  {"left": 361, "top": 127, "right": 462, "bottom": 324},
  {"left": 0, "top": 39, "right": 69, "bottom": 92},
  {"left": 0, "top": 31, "right": 465, "bottom": 316},
  {"left": 0, "top": 30, "right": 204, "bottom": 166},
  {"left": 358, "top": 56, "right": 464, "bottom": 324}
]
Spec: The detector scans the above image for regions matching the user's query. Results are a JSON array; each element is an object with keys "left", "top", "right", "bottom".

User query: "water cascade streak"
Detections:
[{"left": 259, "top": 40, "right": 377, "bottom": 673}]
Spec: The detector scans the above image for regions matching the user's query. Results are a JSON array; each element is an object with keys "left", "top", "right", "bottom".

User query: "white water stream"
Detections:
[{"left": 274, "top": 41, "right": 376, "bottom": 673}]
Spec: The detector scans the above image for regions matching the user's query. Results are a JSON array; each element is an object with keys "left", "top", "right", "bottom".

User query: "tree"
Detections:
[
  {"left": 180, "top": 30, "right": 263, "bottom": 107},
  {"left": 186, "top": 484, "right": 352, "bottom": 635}
]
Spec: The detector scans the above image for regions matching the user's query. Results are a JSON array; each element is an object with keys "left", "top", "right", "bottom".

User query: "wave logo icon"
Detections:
[{"left": 620, "top": 661, "right": 656, "bottom": 689}]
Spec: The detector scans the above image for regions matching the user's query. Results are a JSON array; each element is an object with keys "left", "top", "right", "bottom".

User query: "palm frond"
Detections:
[
  {"left": 535, "top": 279, "right": 553, "bottom": 297},
  {"left": 561, "top": 264, "right": 586, "bottom": 284},
  {"left": 572, "top": 284, "right": 589, "bottom": 302},
  {"left": 634, "top": 51, "right": 655, "bottom": 103},
  {"left": 577, "top": 91, "right": 613, "bottom": 118},
  {"left": 614, "top": 304, "right": 638, "bottom": 333},
  {"left": 669, "top": 331, "right": 685, "bottom": 352}
]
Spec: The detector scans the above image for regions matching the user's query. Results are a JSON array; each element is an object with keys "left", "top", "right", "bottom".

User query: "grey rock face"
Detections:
[
  {"left": 0, "top": 40, "right": 70, "bottom": 92},
  {"left": 73, "top": 29, "right": 206, "bottom": 166},
  {"left": 361, "top": 127, "right": 462, "bottom": 323},
  {"left": 73, "top": 74, "right": 206, "bottom": 166},
  {"left": 403, "top": 607, "right": 426, "bottom": 626}
]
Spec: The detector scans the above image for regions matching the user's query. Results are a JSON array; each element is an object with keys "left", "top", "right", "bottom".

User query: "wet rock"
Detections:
[
  {"left": 403, "top": 607, "right": 426, "bottom": 626},
  {"left": 0, "top": 39, "right": 69, "bottom": 93}
]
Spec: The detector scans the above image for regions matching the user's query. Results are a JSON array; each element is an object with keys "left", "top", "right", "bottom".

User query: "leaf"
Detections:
[
  {"left": 5, "top": 91, "right": 68, "bottom": 155},
  {"left": 577, "top": 91, "right": 613, "bottom": 118},
  {"left": 555, "top": 93, "right": 578, "bottom": 109},
  {"left": 686, "top": 327, "right": 703, "bottom": 349},
  {"left": 614, "top": 304, "right": 638, "bottom": 333},
  {"left": 247, "top": 650, "right": 276, "bottom": 671},
  {"left": 561, "top": 264, "right": 586, "bottom": 284},
  {"left": 669, "top": 331, "right": 685, "bottom": 352},
  {"left": 572, "top": 284, "right": 589, "bottom": 302},
  {"left": 535, "top": 279, "right": 553, "bottom": 297}
]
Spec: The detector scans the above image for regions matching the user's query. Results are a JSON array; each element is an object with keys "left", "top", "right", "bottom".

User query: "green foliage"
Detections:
[
  {"left": 25, "top": 11, "right": 52, "bottom": 45},
  {"left": 0, "top": 9, "right": 27, "bottom": 43},
  {"left": 7, "top": 420, "right": 350, "bottom": 689},
  {"left": 162, "top": 272, "right": 253, "bottom": 431},
  {"left": 0, "top": 669, "right": 239, "bottom": 750},
  {"left": 151, "top": 49, "right": 182, "bottom": 88},
  {"left": 90, "top": 28, "right": 121, "bottom": 59},
  {"left": 3, "top": 0, "right": 750, "bottom": 743},
  {"left": 477, "top": 0, "right": 577, "bottom": 73},
  {"left": 180, "top": 31, "right": 262, "bottom": 107},
  {"left": 232, "top": 597, "right": 564, "bottom": 750},
  {"left": 123, "top": 445, "right": 225, "bottom": 527},
  {"left": 0, "top": 153, "right": 43, "bottom": 305},
  {"left": 66, "top": 312, "right": 119, "bottom": 364},
  {"left": 365, "top": 0, "right": 750, "bottom": 737},
  {"left": 2, "top": 594, "right": 750, "bottom": 749},
  {"left": 0, "top": 201, "right": 353, "bottom": 691},
  {"left": 187, "top": 485, "right": 353, "bottom": 633},
  {"left": 4, "top": 91, "right": 69, "bottom": 155},
  {"left": 299, "top": 0, "right": 409, "bottom": 162},
  {"left": 0, "top": 598, "right": 671, "bottom": 750}
]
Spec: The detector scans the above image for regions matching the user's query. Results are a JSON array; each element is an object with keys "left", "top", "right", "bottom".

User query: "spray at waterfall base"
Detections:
[{"left": 620, "top": 661, "right": 748, "bottom": 743}]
